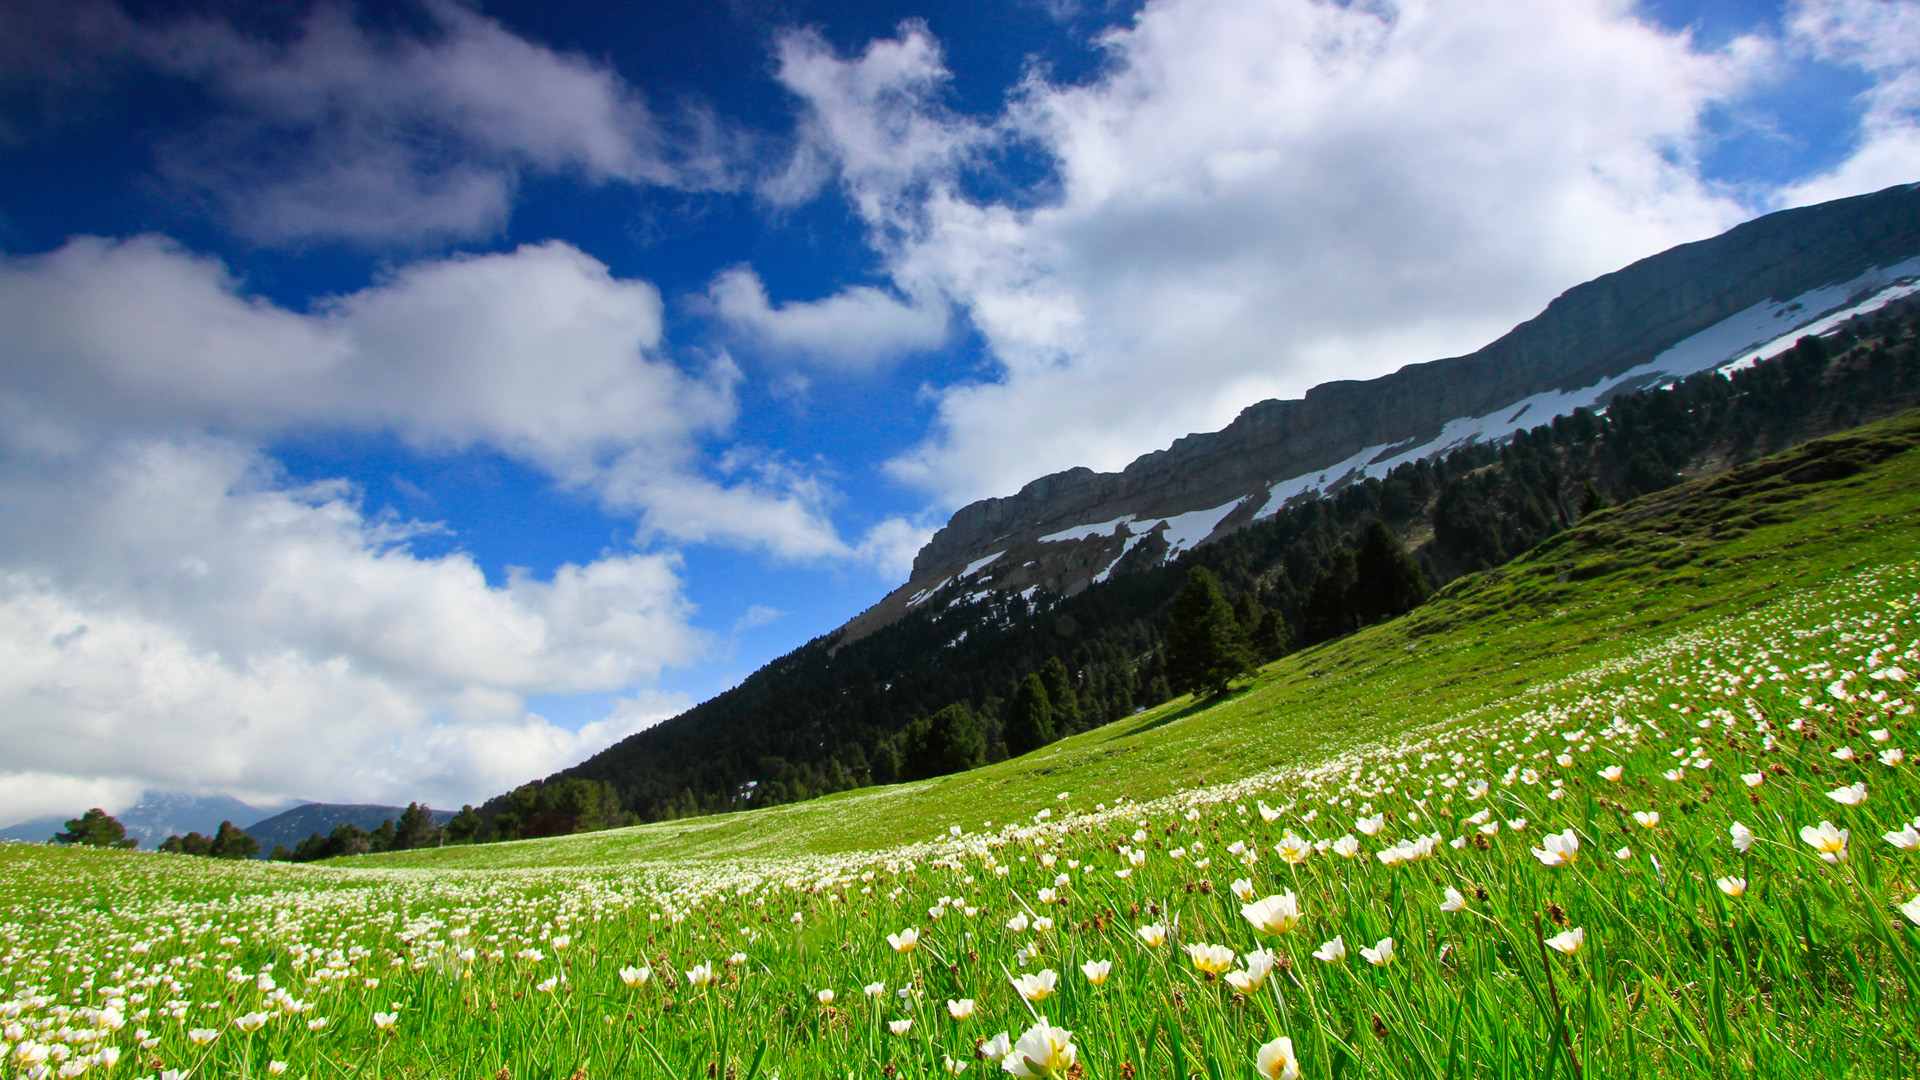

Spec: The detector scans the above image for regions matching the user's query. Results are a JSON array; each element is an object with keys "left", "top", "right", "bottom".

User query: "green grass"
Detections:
[{"left": 5, "top": 409, "right": 1920, "bottom": 1080}]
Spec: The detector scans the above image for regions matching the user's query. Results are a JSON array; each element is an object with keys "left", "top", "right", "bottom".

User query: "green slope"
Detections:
[{"left": 362, "top": 407, "right": 1920, "bottom": 870}]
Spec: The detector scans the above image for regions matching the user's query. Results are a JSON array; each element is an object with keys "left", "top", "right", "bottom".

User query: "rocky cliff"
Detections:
[{"left": 835, "top": 183, "right": 1920, "bottom": 644}]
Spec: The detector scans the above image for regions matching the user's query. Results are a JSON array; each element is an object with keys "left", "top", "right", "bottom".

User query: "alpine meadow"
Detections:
[{"left": 8, "top": 3, "right": 1920, "bottom": 1079}]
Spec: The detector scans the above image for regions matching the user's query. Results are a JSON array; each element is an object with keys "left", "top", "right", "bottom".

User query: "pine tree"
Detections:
[
  {"left": 1038, "top": 657, "right": 1082, "bottom": 734},
  {"left": 53, "top": 808, "right": 136, "bottom": 849},
  {"left": 1302, "top": 548, "right": 1359, "bottom": 643},
  {"left": 445, "top": 805, "right": 482, "bottom": 845},
  {"left": 1251, "top": 608, "right": 1290, "bottom": 662},
  {"left": 1006, "top": 672, "right": 1056, "bottom": 756},
  {"left": 394, "top": 802, "right": 441, "bottom": 850},
  {"left": 905, "top": 703, "right": 988, "bottom": 779},
  {"left": 207, "top": 821, "right": 259, "bottom": 860},
  {"left": 1164, "top": 566, "right": 1253, "bottom": 699},
  {"left": 1351, "top": 520, "right": 1430, "bottom": 625},
  {"left": 1577, "top": 480, "right": 1609, "bottom": 518}
]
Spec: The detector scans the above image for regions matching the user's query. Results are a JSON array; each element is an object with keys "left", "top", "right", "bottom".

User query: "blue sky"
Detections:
[{"left": 1, "top": 0, "right": 1915, "bottom": 821}]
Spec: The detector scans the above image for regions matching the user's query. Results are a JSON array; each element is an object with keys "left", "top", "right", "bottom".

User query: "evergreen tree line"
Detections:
[
  {"left": 273, "top": 802, "right": 472, "bottom": 861},
  {"left": 158, "top": 821, "right": 258, "bottom": 860},
  {"left": 477, "top": 303, "right": 1920, "bottom": 829}
]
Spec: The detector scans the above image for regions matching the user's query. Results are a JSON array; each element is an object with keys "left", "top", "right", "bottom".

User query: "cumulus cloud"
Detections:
[
  {"left": 0, "top": 235, "right": 873, "bottom": 819},
  {"left": 1779, "top": 0, "right": 1920, "bottom": 205},
  {"left": 707, "top": 265, "right": 949, "bottom": 372},
  {"left": 104, "top": 0, "right": 744, "bottom": 243},
  {"left": 0, "top": 436, "right": 706, "bottom": 820},
  {"left": 768, "top": 0, "right": 1780, "bottom": 507}
]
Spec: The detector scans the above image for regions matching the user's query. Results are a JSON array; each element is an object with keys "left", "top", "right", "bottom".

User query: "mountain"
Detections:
[
  {"left": 242, "top": 803, "right": 456, "bottom": 853},
  {"left": 0, "top": 791, "right": 283, "bottom": 848},
  {"left": 483, "top": 184, "right": 1920, "bottom": 828},
  {"left": 840, "top": 182, "right": 1920, "bottom": 643}
]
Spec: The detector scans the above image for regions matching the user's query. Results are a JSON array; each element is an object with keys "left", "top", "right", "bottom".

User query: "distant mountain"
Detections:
[
  {"left": 242, "top": 803, "right": 455, "bottom": 853},
  {"left": 0, "top": 791, "right": 283, "bottom": 848},
  {"left": 843, "top": 182, "right": 1920, "bottom": 641}
]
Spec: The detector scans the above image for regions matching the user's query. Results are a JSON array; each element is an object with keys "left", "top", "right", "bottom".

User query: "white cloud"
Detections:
[
  {"left": 855, "top": 516, "right": 939, "bottom": 581},
  {"left": 133, "top": 0, "right": 742, "bottom": 243},
  {"left": 708, "top": 265, "right": 949, "bottom": 372},
  {"left": 0, "top": 235, "right": 876, "bottom": 818},
  {"left": 0, "top": 234, "right": 857, "bottom": 562},
  {"left": 1779, "top": 0, "right": 1920, "bottom": 205},
  {"left": 772, "top": 0, "right": 1769, "bottom": 507},
  {"left": 0, "top": 435, "right": 706, "bottom": 819},
  {"left": 731, "top": 604, "right": 785, "bottom": 633}
]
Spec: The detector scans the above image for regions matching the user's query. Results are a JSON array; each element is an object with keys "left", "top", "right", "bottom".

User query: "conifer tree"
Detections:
[
  {"left": 1351, "top": 520, "right": 1430, "bottom": 625},
  {"left": 208, "top": 821, "right": 259, "bottom": 860},
  {"left": 1302, "top": 549, "right": 1360, "bottom": 643},
  {"left": 1164, "top": 566, "right": 1253, "bottom": 699},
  {"left": 1038, "top": 657, "right": 1082, "bottom": 734},
  {"left": 53, "top": 808, "right": 137, "bottom": 849},
  {"left": 904, "top": 703, "right": 988, "bottom": 779},
  {"left": 1577, "top": 480, "right": 1609, "bottom": 518},
  {"left": 445, "top": 805, "right": 481, "bottom": 845},
  {"left": 393, "top": 802, "right": 441, "bottom": 850},
  {"left": 1006, "top": 672, "right": 1056, "bottom": 755}
]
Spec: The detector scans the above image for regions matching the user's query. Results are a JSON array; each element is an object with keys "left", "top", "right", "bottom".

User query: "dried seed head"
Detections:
[
  {"left": 1547, "top": 902, "right": 1568, "bottom": 927},
  {"left": 1371, "top": 1014, "right": 1390, "bottom": 1040}
]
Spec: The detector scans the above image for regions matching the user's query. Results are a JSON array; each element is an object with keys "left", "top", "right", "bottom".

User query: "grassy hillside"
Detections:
[
  {"left": 363, "top": 408, "right": 1920, "bottom": 870},
  {"left": 4, "top": 408, "right": 1919, "bottom": 1080}
]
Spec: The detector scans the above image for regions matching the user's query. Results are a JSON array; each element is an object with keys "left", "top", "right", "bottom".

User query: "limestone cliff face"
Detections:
[{"left": 835, "top": 183, "right": 1920, "bottom": 645}]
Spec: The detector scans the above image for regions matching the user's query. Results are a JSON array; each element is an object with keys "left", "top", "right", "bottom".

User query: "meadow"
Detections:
[{"left": 5, "top": 413, "right": 1920, "bottom": 1080}]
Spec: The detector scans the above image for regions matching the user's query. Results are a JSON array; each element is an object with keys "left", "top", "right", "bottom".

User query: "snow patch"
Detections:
[
  {"left": 904, "top": 575, "right": 954, "bottom": 608},
  {"left": 960, "top": 551, "right": 1005, "bottom": 578},
  {"left": 1157, "top": 500, "right": 1242, "bottom": 559},
  {"left": 1039, "top": 515, "right": 1136, "bottom": 544},
  {"left": 1091, "top": 531, "right": 1154, "bottom": 584}
]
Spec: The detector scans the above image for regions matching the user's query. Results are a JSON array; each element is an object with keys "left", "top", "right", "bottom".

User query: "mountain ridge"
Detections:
[{"left": 838, "top": 182, "right": 1920, "bottom": 645}]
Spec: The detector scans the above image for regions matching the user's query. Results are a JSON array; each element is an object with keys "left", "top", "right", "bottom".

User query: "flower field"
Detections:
[{"left": 6, "top": 423, "right": 1920, "bottom": 1080}]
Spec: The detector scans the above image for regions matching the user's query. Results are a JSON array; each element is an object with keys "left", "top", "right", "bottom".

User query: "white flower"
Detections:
[
  {"left": 1241, "top": 892, "right": 1302, "bottom": 936},
  {"left": 1136, "top": 923, "right": 1168, "bottom": 947},
  {"left": 1360, "top": 938, "right": 1396, "bottom": 967},
  {"left": 1632, "top": 811, "right": 1661, "bottom": 829},
  {"left": 864, "top": 981, "right": 885, "bottom": 999},
  {"left": 1885, "top": 826, "right": 1920, "bottom": 851},
  {"left": 187, "top": 1028, "right": 218, "bottom": 1046},
  {"left": 619, "top": 966, "right": 651, "bottom": 988},
  {"left": 943, "top": 1054, "right": 971, "bottom": 1076},
  {"left": 889, "top": 1019, "right": 913, "bottom": 1036},
  {"left": 1716, "top": 877, "right": 1747, "bottom": 897},
  {"left": 1256, "top": 1036, "right": 1301, "bottom": 1080},
  {"left": 1544, "top": 927, "right": 1585, "bottom": 957},
  {"left": 1010, "top": 969, "right": 1058, "bottom": 1002},
  {"left": 1356, "top": 814, "right": 1385, "bottom": 836},
  {"left": 887, "top": 928, "right": 920, "bottom": 954},
  {"left": 980, "top": 1031, "right": 1013, "bottom": 1062},
  {"left": 1613, "top": 846, "right": 1632, "bottom": 860},
  {"left": 1332, "top": 834, "right": 1361, "bottom": 858},
  {"left": 1078, "top": 960, "right": 1111, "bottom": 986},
  {"left": 1312, "top": 936, "right": 1346, "bottom": 964},
  {"left": 1005, "top": 913, "right": 1030, "bottom": 933},
  {"left": 1440, "top": 887, "right": 1467, "bottom": 913},
  {"left": 1741, "top": 772, "right": 1764, "bottom": 788},
  {"left": 1827, "top": 782, "right": 1869, "bottom": 806},
  {"left": 1730, "top": 822, "right": 1755, "bottom": 854},
  {"left": 685, "top": 963, "right": 718, "bottom": 988},
  {"left": 1185, "top": 943, "right": 1237, "bottom": 974},
  {"left": 1870, "top": 728, "right": 1893, "bottom": 743},
  {"left": 1003, "top": 1022, "right": 1077, "bottom": 1079},
  {"left": 371, "top": 1012, "right": 398, "bottom": 1031},
  {"left": 1901, "top": 895, "right": 1920, "bottom": 926},
  {"left": 947, "top": 998, "right": 975, "bottom": 1020},
  {"left": 1800, "top": 821, "right": 1850, "bottom": 864},
  {"left": 1230, "top": 878, "right": 1257, "bottom": 902},
  {"left": 1531, "top": 829, "right": 1580, "bottom": 867},
  {"left": 1881, "top": 748, "right": 1905, "bottom": 767},
  {"left": 1598, "top": 765, "right": 1624, "bottom": 782}
]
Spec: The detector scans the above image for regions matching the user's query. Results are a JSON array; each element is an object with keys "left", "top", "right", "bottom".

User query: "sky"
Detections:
[{"left": 0, "top": 0, "right": 1915, "bottom": 823}]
